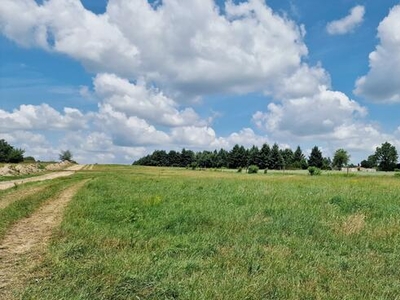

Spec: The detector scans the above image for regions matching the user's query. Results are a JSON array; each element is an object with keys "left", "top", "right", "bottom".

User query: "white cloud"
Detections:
[
  {"left": 272, "top": 64, "right": 331, "bottom": 99},
  {"left": 171, "top": 126, "right": 216, "bottom": 146},
  {"left": 326, "top": 5, "right": 365, "bottom": 35},
  {"left": 0, "top": 104, "right": 87, "bottom": 131},
  {"left": 94, "top": 73, "right": 204, "bottom": 127},
  {"left": 253, "top": 87, "right": 367, "bottom": 137},
  {"left": 95, "top": 104, "right": 171, "bottom": 147},
  {"left": 213, "top": 128, "right": 269, "bottom": 149},
  {"left": 354, "top": 5, "right": 400, "bottom": 102},
  {"left": 58, "top": 131, "right": 148, "bottom": 164},
  {"left": 0, "top": 0, "right": 309, "bottom": 98}
]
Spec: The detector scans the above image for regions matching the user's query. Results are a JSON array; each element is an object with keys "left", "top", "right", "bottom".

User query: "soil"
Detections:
[
  {"left": 0, "top": 165, "right": 86, "bottom": 191},
  {"left": 0, "top": 180, "right": 89, "bottom": 299},
  {"left": 0, "top": 161, "right": 72, "bottom": 177}
]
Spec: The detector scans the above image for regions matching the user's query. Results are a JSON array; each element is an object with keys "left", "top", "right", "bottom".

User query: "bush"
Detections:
[
  {"left": 394, "top": 173, "right": 400, "bottom": 178},
  {"left": 237, "top": 167, "right": 242, "bottom": 173},
  {"left": 248, "top": 165, "right": 259, "bottom": 174},
  {"left": 308, "top": 166, "right": 322, "bottom": 176}
]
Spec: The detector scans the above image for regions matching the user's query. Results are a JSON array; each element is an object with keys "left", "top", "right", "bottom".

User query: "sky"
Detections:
[{"left": 0, "top": 0, "right": 400, "bottom": 164}]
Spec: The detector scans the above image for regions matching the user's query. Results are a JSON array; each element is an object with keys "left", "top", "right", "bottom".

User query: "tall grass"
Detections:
[{"left": 18, "top": 166, "right": 400, "bottom": 299}]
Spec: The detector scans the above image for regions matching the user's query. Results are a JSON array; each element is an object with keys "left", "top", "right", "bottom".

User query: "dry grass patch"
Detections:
[
  {"left": 341, "top": 213, "right": 366, "bottom": 235},
  {"left": 0, "top": 186, "right": 47, "bottom": 210}
]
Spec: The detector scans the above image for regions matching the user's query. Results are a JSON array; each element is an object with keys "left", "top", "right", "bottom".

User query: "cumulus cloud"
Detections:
[
  {"left": 326, "top": 5, "right": 365, "bottom": 35},
  {"left": 94, "top": 73, "right": 204, "bottom": 127},
  {"left": 95, "top": 104, "right": 171, "bottom": 147},
  {"left": 58, "top": 131, "right": 148, "bottom": 164},
  {"left": 354, "top": 5, "right": 400, "bottom": 102},
  {"left": 0, "top": 0, "right": 310, "bottom": 98},
  {"left": 252, "top": 87, "right": 367, "bottom": 137},
  {"left": 213, "top": 128, "right": 269, "bottom": 149},
  {"left": 0, "top": 104, "right": 87, "bottom": 131}
]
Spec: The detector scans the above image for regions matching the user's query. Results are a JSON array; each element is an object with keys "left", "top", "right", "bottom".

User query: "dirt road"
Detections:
[
  {"left": 0, "top": 164, "right": 87, "bottom": 191},
  {"left": 0, "top": 180, "right": 88, "bottom": 299}
]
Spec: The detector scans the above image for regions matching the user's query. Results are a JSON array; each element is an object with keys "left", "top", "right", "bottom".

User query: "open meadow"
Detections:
[{"left": 2, "top": 165, "right": 400, "bottom": 299}]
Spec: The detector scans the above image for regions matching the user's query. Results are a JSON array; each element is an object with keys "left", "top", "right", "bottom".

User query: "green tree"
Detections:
[
  {"left": 374, "top": 142, "right": 398, "bottom": 171},
  {"left": 360, "top": 154, "right": 377, "bottom": 168},
  {"left": 247, "top": 145, "right": 260, "bottom": 167},
  {"left": 322, "top": 157, "right": 332, "bottom": 170},
  {"left": 269, "top": 143, "right": 284, "bottom": 170},
  {"left": 292, "top": 146, "right": 308, "bottom": 169},
  {"left": 180, "top": 148, "right": 195, "bottom": 167},
  {"left": 332, "top": 149, "right": 350, "bottom": 170},
  {"left": 308, "top": 146, "right": 323, "bottom": 168},
  {"left": 59, "top": 150, "right": 73, "bottom": 162},
  {"left": 167, "top": 150, "right": 181, "bottom": 167},
  {"left": 280, "top": 148, "right": 294, "bottom": 169},
  {"left": 0, "top": 139, "right": 25, "bottom": 163},
  {"left": 215, "top": 149, "right": 229, "bottom": 168},
  {"left": 259, "top": 143, "right": 271, "bottom": 169}
]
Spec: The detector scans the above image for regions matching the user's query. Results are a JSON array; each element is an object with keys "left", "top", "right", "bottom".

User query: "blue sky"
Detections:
[{"left": 1, "top": 0, "right": 400, "bottom": 164}]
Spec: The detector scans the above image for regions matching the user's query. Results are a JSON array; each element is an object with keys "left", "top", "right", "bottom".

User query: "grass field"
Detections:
[{"left": 3, "top": 166, "right": 400, "bottom": 299}]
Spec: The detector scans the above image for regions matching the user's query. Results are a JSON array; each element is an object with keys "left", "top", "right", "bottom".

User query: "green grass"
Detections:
[
  {"left": 12, "top": 166, "right": 400, "bottom": 299},
  {"left": 0, "top": 176, "right": 86, "bottom": 239}
]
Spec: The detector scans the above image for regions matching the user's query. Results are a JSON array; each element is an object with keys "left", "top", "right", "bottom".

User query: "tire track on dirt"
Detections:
[
  {"left": 0, "top": 165, "right": 86, "bottom": 191},
  {"left": 0, "top": 180, "right": 89, "bottom": 299}
]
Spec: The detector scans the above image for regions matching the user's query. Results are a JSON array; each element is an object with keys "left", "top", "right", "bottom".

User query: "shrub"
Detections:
[
  {"left": 237, "top": 167, "right": 242, "bottom": 173},
  {"left": 394, "top": 172, "right": 400, "bottom": 178},
  {"left": 248, "top": 165, "right": 259, "bottom": 174},
  {"left": 308, "top": 166, "right": 321, "bottom": 176}
]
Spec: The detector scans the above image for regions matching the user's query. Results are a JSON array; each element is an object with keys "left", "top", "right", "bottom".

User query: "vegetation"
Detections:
[
  {"left": 308, "top": 146, "right": 323, "bottom": 169},
  {"left": 134, "top": 144, "right": 313, "bottom": 171},
  {"left": 134, "top": 142, "right": 399, "bottom": 173},
  {"left": 0, "top": 177, "right": 82, "bottom": 239},
  {"left": 59, "top": 150, "right": 73, "bottom": 162},
  {"left": 0, "top": 139, "right": 25, "bottom": 163},
  {"left": 1, "top": 166, "right": 397, "bottom": 299},
  {"left": 247, "top": 165, "right": 259, "bottom": 174},
  {"left": 332, "top": 148, "right": 350, "bottom": 170},
  {"left": 374, "top": 142, "right": 398, "bottom": 171},
  {"left": 308, "top": 166, "right": 322, "bottom": 176}
]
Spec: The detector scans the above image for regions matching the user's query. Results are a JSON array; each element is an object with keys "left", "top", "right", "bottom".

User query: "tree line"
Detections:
[{"left": 133, "top": 142, "right": 400, "bottom": 172}]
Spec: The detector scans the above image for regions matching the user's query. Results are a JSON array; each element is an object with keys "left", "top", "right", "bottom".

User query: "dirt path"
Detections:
[
  {"left": 0, "top": 180, "right": 88, "bottom": 299},
  {"left": 0, "top": 165, "right": 86, "bottom": 191}
]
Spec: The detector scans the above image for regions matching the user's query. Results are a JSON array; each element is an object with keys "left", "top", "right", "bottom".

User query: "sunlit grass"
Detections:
[{"left": 15, "top": 166, "right": 400, "bottom": 299}]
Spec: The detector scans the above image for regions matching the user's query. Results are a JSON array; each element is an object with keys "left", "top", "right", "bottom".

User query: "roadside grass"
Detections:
[
  {"left": 16, "top": 166, "right": 400, "bottom": 299},
  {"left": 0, "top": 175, "right": 86, "bottom": 239}
]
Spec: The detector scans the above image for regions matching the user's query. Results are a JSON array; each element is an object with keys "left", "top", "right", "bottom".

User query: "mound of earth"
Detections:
[{"left": 0, "top": 161, "right": 72, "bottom": 177}]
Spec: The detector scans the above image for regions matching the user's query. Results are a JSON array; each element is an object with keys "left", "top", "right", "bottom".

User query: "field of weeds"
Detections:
[{"left": 3, "top": 166, "right": 400, "bottom": 299}]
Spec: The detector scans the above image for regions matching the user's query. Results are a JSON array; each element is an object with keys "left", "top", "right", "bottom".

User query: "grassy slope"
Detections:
[{"left": 19, "top": 166, "right": 400, "bottom": 299}]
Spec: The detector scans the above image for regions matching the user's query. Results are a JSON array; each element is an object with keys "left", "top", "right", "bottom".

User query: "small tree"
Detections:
[
  {"left": 308, "top": 146, "right": 323, "bottom": 168},
  {"left": 59, "top": 150, "right": 73, "bottom": 162},
  {"left": 248, "top": 165, "right": 259, "bottom": 174},
  {"left": 360, "top": 154, "right": 377, "bottom": 168},
  {"left": 332, "top": 149, "right": 350, "bottom": 170},
  {"left": 374, "top": 142, "right": 398, "bottom": 171}
]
